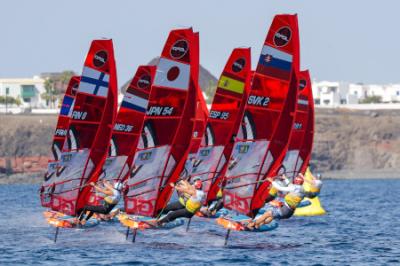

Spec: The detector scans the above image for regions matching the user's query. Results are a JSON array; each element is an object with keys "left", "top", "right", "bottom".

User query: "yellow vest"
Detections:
[
  {"left": 216, "top": 189, "right": 223, "bottom": 199},
  {"left": 307, "top": 185, "right": 321, "bottom": 193},
  {"left": 104, "top": 196, "right": 118, "bottom": 205},
  {"left": 179, "top": 193, "right": 202, "bottom": 213},
  {"left": 284, "top": 193, "right": 303, "bottom": 209},
  {"left": 178, "top": 194, "right": 188, "bottom": 206},
  {"left": 303, "top": 167, "right": 321, "bottom": 194},
  {"left": 269, "top": 186, "right": 278, "bottom": 197},
  {"left": 303, "top": 180, "right": 321, "bottom": 194}
]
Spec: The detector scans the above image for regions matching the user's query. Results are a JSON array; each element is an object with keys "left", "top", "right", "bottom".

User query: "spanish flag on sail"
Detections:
[{"left": 217, "top": 75, "right": 245, "bottom": 97}]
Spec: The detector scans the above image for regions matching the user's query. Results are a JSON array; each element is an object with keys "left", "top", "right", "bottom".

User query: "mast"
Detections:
[
  {"left": 278, "top": 70, "right": 313, "bottom": 180},
  {"left": 297, "top": 70, "right": 314, "bottom": 174},
  {"left": 182, "top": 32, "right": 209, "bottom": 178}
]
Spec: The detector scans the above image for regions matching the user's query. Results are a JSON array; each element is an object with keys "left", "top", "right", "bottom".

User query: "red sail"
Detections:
[
  {"left": 278, "top": 70, "right": 313, "bottom": 179},
  {"left": 40, "top": 76, "right": 80, "bottom": 207},
  {"left": 189, "top": 48, "right": 251, "bottom": 205},
  {"left": 182, "top": 88, "right": 209, "bottom": 176},
  {"left": 50, "top": 39, "right": 118, "bottom": 216},
  {"left": 182, "top": 32, "right": 209, "bottom": 176},
  {"left": 223, "top": 14, "right": 300, "bottom": 217},
  {"left": 297, "top": 70, "right": 314, "bottom": 174},
  {"left": 124, "top": 28, "right": 199, "bottom": 217},
  {"left": 86, "top": 66, "right": 156, "bottom": 205}
]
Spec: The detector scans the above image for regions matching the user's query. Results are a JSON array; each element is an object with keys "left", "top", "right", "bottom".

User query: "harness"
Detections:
[
  {"left": 284, "top": 193, "right": 303, "bottom": 209},
  {"left": 104, "top": 189, "right": 121, "bottom": 205},
  {"left": 178, "top": 192, "right": 202, "bottom": 213}
]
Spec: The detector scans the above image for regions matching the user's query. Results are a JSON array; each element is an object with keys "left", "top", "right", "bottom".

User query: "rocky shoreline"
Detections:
[
  {"left": 0, "top": 108, "right": 399, "bottom": 184},
  {"left": 322, "top": 169, "right": 399, "bottom": 179},
  {"left": 0, "top": 172, "right": 43, "bottom": 185},
  {"left": 0, "top": 169, "right": 398, "bottom": 186}
]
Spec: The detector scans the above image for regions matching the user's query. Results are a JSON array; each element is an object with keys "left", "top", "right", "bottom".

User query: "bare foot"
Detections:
[
  {"left": 146, "top": 220, "right": 159, "bottom": 227},
  {"left": 246, "top": 221, "right": 255, "bottom": 230}
]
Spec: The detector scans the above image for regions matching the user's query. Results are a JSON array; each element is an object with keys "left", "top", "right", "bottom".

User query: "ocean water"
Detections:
[{"left": 0, "top": 179, "right": 399, "bottom": 265}]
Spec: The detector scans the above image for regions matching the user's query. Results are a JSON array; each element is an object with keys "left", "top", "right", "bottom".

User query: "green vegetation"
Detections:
[
  {"left": 0, "top": 96, "right": 21, "bottom": 106},
  {"left": 42, "top": 70, "right": 75, "bottom": 107},
  {"left": 359, "top": 96, "right": 382, "bottom": 104}
]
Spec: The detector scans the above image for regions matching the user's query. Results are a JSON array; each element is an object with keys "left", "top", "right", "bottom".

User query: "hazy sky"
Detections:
[{"left": 1, "top": 0, "right": 399, "bottom": 85}]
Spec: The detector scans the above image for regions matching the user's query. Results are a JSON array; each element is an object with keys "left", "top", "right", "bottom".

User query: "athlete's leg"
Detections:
[
  {"left": 160, "top": 201, "right": 185, "bottom": 214},
  {"left": 158, "top": 209, "right": 193, "bottom": 224}
]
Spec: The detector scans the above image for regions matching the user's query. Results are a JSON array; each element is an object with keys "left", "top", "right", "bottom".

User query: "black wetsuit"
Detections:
[
  {"left": 79, "top": 202, "right": 116, "bottom": 221},
  {"left": 158, "top": 201, "right": 193, "bottom": 224},
  {"left": 208, "top": 198, "right": 223, "bottom": 213}
]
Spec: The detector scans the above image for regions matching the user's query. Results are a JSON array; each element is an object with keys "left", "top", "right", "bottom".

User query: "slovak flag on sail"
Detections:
[
  {"left": 153, "top": 58, "right": 190, "bottom": 91},
  {"left": 257, "top": 45, "right": 293, "bottom": 81},
  {"left": 121, "top": 90, "right": 149, "bottom": 113},
  {"left": 78, "top": 66, "right": 110, "bottom": 97}
]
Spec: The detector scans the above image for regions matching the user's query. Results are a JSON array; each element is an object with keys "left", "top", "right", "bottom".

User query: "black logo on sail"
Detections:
[
  {"left": 137, "top": 74, "right": 151, "bottom": 89},
  {"left": 299, "top": 79, "right": 307, "bottom": 91},
  {"left": 273, "top": 27, "right": 291, "bottom": 47},
  {"left": 232, "top": 58, "right": 246, "bottom": 73},
  {"left": 93, "top": 50, "right": 108, "bottom": 68},
  {"left": 170, "top": 40, "right": 189, "bottom": 59}
]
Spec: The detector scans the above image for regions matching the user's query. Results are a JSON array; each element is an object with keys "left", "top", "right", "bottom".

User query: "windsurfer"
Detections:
[
  {"left": 157, "top": 177, "right": 205, "bottom": 225},
  {"left": 303, "top": 172, "right": 323, "bottom": 198},
  {"left": 200, "top": 188, "right": 224, "bottom": 217},
  {"left": 264, "top": 174, "right": 290, "bottom": 205},
  {"left": 78, "top": 180, "right": 123, "bottom": 225},
  {"left": 246, "top": 174, "right": 305, "bottom": 230}
]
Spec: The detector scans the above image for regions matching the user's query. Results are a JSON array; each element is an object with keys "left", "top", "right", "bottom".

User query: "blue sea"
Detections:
[{"left": 0, "top": 179, "right": 399, "bottom": 265}]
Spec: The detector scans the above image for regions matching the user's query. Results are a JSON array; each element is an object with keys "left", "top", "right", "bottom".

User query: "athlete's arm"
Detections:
[
  {"left": 92, "top": 182, "right": 113, "bottom": 196},
  {"left": 272, "top": 181, "right": 294, "bottom": 193},
  {"left": 103, "top": 181, "right": 114, "bottom": 191},
  {"left": 175, "top": 181, "right": 196, "bottom": 196}
]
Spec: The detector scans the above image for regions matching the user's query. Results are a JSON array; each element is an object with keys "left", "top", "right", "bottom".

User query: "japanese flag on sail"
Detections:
[
  {"left": 78, "top": 66, "right": 110, "bottom": 97},
  {"left": 153, "top": 58, "right": 190, "bottom": 91}
]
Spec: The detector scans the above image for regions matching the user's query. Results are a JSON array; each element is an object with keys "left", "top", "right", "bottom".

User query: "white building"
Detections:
[
  {"left": 366, "top": 84, "right": 400, "bottom": 103},
  {"left": 348, "top": 83, "right": 366, "bottom": 101},
  {"left": 312, "top": 81, "right": 348, "bottom": 107},
  {"left": 0, "top": 76, "right": 47, "bottom": 109},
  {"left": 365, "top": 84, "right": 385, "bottom": 99},
  {"left": 384, "top": 84, "right": 400, "bottom": 102},
  {"left": 312, "top": 80, "right": 400, "bottom": 106}
]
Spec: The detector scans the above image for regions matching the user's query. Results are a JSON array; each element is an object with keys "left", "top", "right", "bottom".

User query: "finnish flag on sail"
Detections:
[
  {"left": 153, "top": 58, "right": 190, "bottom": 91},
  {"left": 78, "top": 66, "right": 109, "bottom": 97}
]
